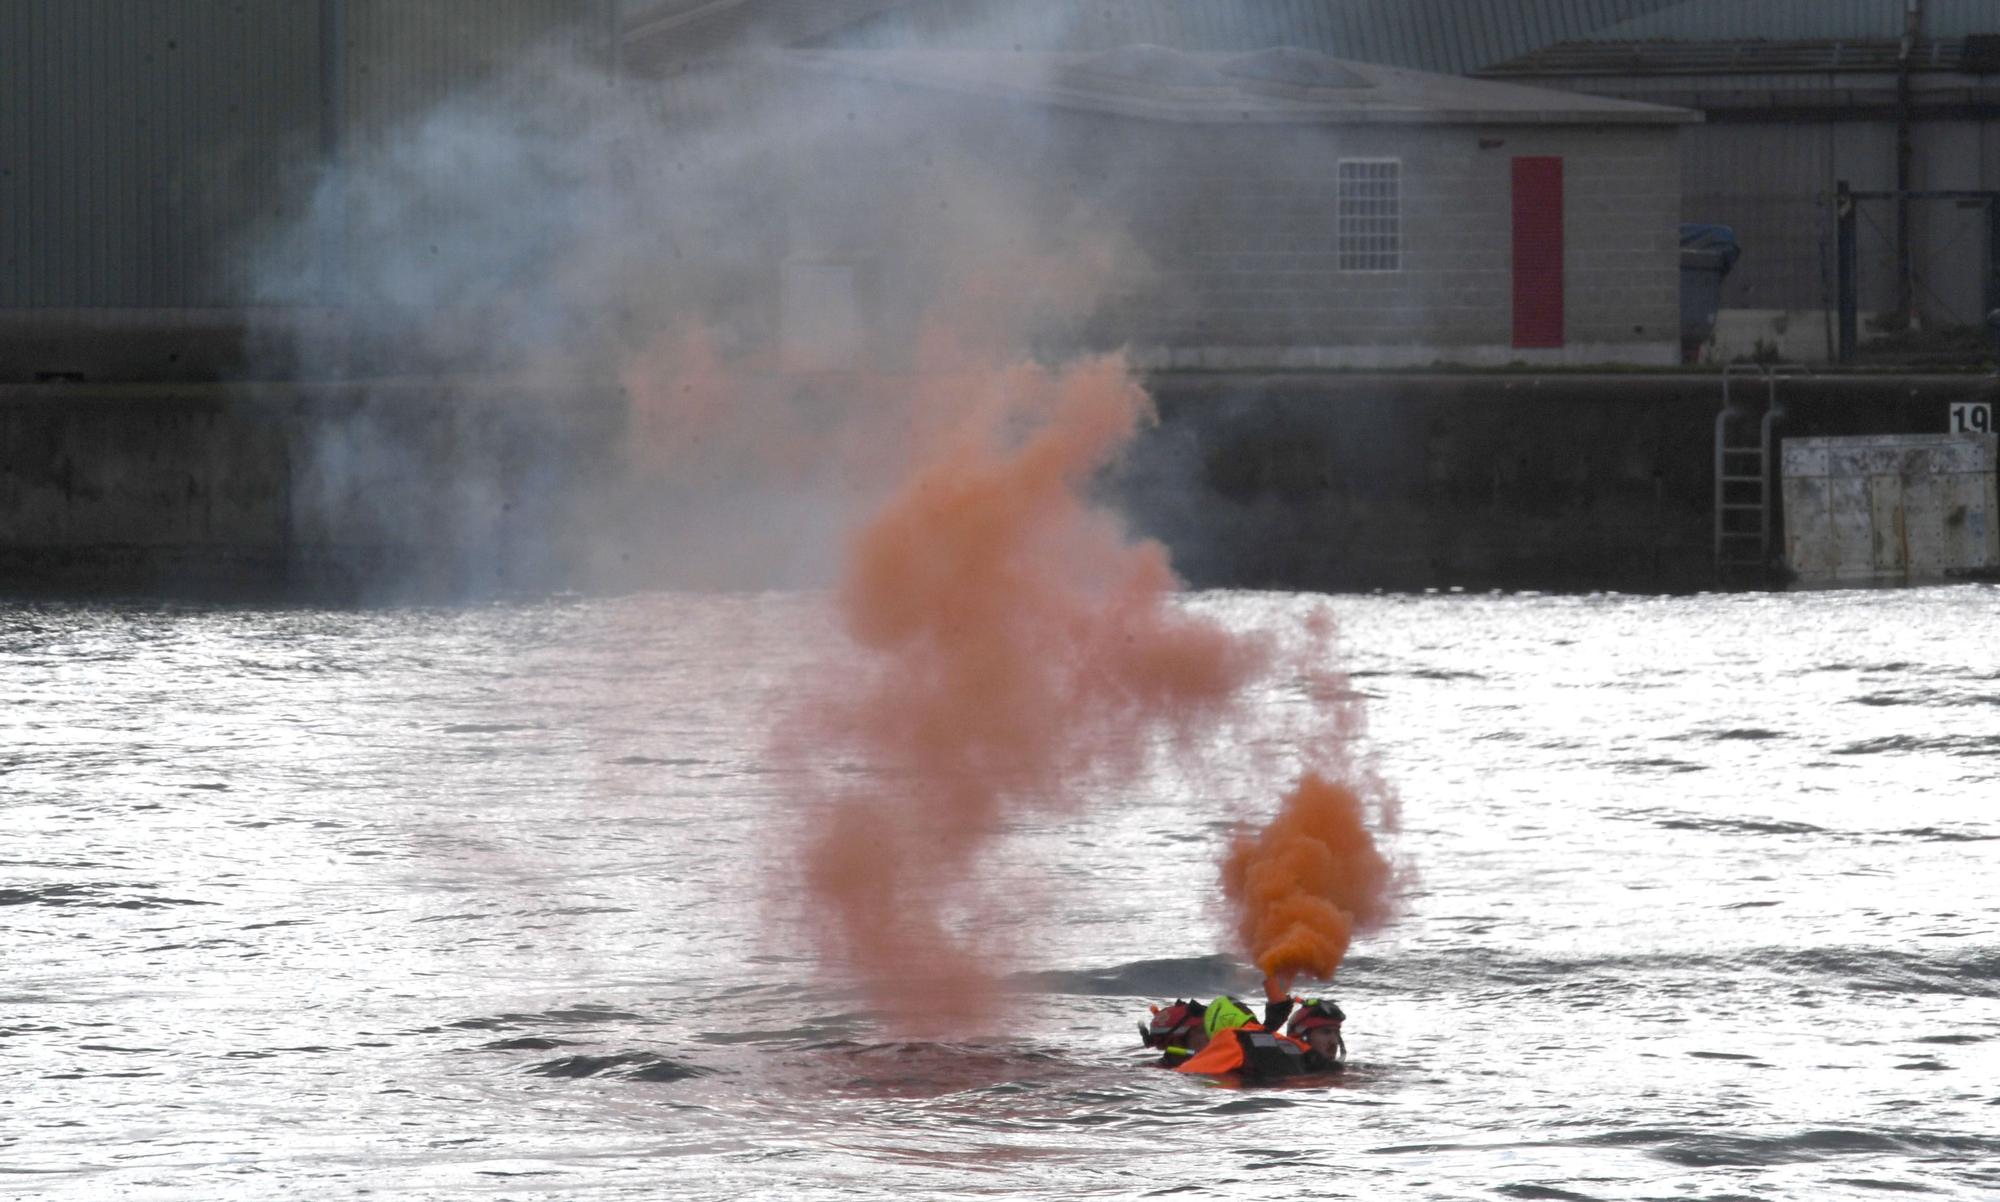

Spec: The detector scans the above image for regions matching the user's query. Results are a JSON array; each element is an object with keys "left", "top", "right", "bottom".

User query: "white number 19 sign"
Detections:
[{"left": 1949, "top": 402, "right": 1993, "bottom": 435}]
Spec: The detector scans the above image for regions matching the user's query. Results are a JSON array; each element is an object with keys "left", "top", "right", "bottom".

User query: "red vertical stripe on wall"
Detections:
[{"left": 1511, "top": 156, "right": 1565, "bottom": 349}]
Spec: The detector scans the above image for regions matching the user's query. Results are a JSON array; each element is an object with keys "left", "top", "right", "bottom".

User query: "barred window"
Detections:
[{"left": 1337, "top": 159, "right": 1401, "bottom": 272}]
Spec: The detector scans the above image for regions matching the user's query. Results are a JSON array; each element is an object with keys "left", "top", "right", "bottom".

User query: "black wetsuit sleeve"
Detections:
[{"left": 1263, "top": 998, "right": 1294, "bottom": 1031}]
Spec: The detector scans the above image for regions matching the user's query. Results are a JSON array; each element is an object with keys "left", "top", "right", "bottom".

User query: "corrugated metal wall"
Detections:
[
  {"left": 1679, "top": 118, "right": 2000, "bottom": 318},
  {"left": 0, "top": 0, "right": 319, "bottom": 307},
  {"left": 346, "top": 0, "right": 616, "bottom": 143},
  {"left": 0, "top": 0, "right": 615, "bottom": 310},
  {"left": 813, "top": 0, "right": 1690, "bottom": 72}
]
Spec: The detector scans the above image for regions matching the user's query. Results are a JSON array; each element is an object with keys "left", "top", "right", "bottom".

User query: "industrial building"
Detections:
[
  {"left": 735, "top": 46, "right": 1693, "bottom": 369},
  {"left": 0, "top": 0, "right": 1703, "bottom": 379},
  {"left": 0, "top": 0, "right": 619, "bottom": 381},
  {"left": 9, "top": 0, "right": 1993, "bottom": 376},
  {"left": 629, "top": 0, "right": 2000, "bottom": 365},
  {"left": 2, "top": 0, "right": 1995, "bottom": 596},
  {"left": 1482, "top": 1, "right": 2000, "bottom": 363}
]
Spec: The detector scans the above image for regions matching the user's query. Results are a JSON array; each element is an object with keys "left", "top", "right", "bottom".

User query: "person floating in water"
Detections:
[{"left": 1140, "top": 993, "right": 1345, "bottom": 1082}]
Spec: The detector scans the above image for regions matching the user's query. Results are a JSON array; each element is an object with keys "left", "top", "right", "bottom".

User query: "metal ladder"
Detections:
[{"left": 1713, "top": 365, "right": 1798, "bottom": 582}]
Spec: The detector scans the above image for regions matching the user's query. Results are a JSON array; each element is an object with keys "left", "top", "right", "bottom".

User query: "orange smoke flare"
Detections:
[
  {"left": 1223, "top": 771, "right": 1392, "bottom": 996},
  {"left": 799, "top": 351, "right": 1268, "bottom": 1027}
]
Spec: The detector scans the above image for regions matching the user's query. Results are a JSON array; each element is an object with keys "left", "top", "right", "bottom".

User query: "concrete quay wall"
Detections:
[
  {"left": 1127, "top": 371, "right": 1997, "bottom": 592},
  {"left": 0, "top": 373, "right": 1992, "bottom": 599},
  {"left": 0, "top": 382, "right": 624, "bottom": 600}
]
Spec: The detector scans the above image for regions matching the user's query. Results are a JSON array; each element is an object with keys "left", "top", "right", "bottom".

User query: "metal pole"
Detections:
[
  {"left": 1837, "top": 181, "right": 1857, "bottom": 364},
  {"left": 318, "top": 0, "right": 346, "bottom": 312},
  {"left": 1989, "top": 198, "right": 2000, "bottom": 364},
  {"left": 1895, "top": 0, "right": 1922, "bottom": 325}
]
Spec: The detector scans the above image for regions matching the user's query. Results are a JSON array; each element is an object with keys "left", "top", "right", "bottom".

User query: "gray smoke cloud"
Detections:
[{"left": 248, "top": 12, "right": 1172, "bottom": 599}]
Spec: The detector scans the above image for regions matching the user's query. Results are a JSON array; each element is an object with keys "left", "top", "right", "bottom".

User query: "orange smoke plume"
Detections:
[
  {"left": 800, "top": 351, "right": 1268, "bottom": 1026},
  {"left": 1223, "top": 771, "right": 1392, "bottom": 997}
]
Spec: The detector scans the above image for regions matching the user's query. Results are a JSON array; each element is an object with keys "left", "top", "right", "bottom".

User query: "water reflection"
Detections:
[{"left": 6, "top": 588, "right": 1998, "bottom": 1199}]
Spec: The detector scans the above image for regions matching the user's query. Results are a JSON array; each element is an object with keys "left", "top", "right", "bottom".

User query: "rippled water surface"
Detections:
[{"left": 6, "top": 588, "right": 1998, "bottom": 1200}]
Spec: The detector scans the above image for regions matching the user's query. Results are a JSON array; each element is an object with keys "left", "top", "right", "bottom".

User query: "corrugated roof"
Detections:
[
  {"left": 816, "top": 0, "right": 1696, "bottom": 70},
  {"left": 624, "top": 0, "right": 1693, "bottom": 72},
  {"left": 1580, "top": 0, "right": 2000, "bottom": 42},
  {"left": 789, "top": 46, "right": 1699, "bottom": 125},
  {"left": 346, "top": 0, "right": 615, "bottom": 141},
  {"left": 625, "top": 0, "right": 912, "bottom": 67},
  {"left": 625, "top": 0, "right": 2000, "bottom": 77}
]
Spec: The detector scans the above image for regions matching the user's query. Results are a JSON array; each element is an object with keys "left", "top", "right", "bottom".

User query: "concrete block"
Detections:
[{"left": 1782, "top": 433, "right": 2000, "bottom": 584}]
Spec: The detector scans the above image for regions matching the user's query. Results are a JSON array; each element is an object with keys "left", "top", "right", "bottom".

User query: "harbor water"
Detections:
[{"left": 6, "top": 588, "right": 1998, "bottom": 1200}]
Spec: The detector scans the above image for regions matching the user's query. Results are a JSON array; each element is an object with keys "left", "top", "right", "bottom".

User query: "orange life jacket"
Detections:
[{"left": 1174, "top": 1023, "right": 1313, "bottom": 1077}]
